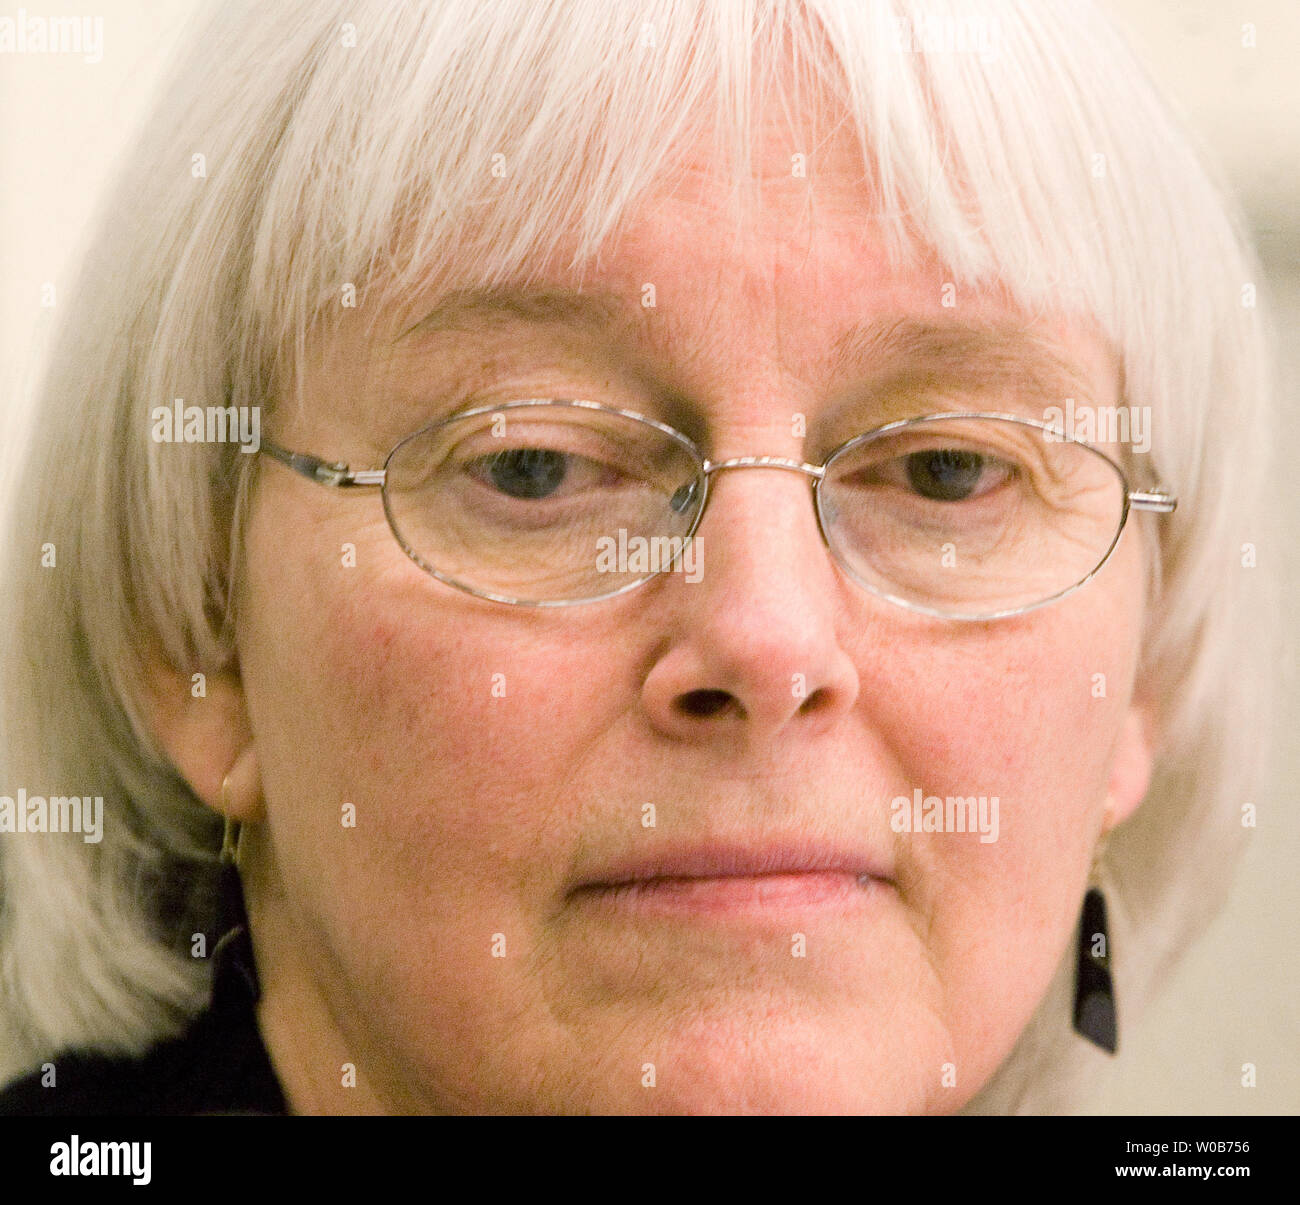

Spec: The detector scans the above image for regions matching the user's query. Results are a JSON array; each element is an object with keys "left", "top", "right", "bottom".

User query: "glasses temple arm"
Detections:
[
  {"left": 1127, "top": 489, "right": 1177, "bottom": 513},
  {"left": 259, "top": 439, "right": 385, "bottom": 488}
]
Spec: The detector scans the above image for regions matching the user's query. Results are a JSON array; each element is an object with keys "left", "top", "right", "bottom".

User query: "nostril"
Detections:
[
  {"left": 675, "top": 688, "right": 734, "bottom": 718},
  {"left": 798, "top": 687, "right": 835, "bottom": 716}
]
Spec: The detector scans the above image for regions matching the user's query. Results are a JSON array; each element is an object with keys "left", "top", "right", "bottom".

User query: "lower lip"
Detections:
[{"left": 575, "top": 871, "right": 883, "bottom": 917}]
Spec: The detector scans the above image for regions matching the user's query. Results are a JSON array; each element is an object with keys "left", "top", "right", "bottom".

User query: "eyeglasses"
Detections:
[{"left": 258, "top": 398, "right": 1176, "bottom": 619}]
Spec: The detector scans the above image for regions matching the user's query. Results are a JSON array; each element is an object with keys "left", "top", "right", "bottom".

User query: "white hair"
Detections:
[{"left": 0, "top": 0, "right": 1280, "bottom": 1112}]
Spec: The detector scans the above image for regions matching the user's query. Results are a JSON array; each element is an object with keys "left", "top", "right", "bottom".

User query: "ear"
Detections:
[
  {"left": 1103, "top": 700, "right": 1156, "bottom": 833},
  {"left": 141, "top": 654, "right": 265, "bottom": 825}
]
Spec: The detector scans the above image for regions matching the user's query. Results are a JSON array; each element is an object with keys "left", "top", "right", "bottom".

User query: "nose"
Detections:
[{"left": 640, "top": 462, "right": 861, "bottom": 751}]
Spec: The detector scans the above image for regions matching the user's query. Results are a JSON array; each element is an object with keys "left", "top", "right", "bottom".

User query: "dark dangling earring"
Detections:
[
  {"left": 213, "top": 776, "right": 261, "bottom": 1011},
  {"left": 1073, "top": 838, "right": 1118, "bottom": 1054}
]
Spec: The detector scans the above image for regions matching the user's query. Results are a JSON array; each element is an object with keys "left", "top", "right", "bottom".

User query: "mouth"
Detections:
[{"left": 569, "top": 840, "right": 892, "bottom": 918}]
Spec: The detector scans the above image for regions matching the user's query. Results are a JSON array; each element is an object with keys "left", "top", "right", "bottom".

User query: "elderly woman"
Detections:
[{"left": 0, "top": 0, "right": 1278, "bottom": 1115}]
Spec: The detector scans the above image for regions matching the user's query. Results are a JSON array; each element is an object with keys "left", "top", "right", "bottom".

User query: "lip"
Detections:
[{"left": 569, "top": 839, "right": 893, "bottom": 906}]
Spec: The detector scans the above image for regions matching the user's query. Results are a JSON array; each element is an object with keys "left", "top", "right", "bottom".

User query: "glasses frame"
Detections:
[{"left": 258, "top": 397, "right": 1177, "bottom": 619}]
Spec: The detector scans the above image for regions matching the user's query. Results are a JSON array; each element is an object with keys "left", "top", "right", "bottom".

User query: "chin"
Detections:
[{"left": 584, "top": 1011, "right": 956, "bottom": 1116}]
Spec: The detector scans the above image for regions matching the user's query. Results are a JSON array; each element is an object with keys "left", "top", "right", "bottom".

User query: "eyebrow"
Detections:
[
  {"left": 396, "top": 286, "right": 1103, "bottom": 411},
  {"left": 826, "top": 317, "right": 1103, "bottom": 408},
  {"left": 396, "top": 286, "right": 634, "bottom": 344}
]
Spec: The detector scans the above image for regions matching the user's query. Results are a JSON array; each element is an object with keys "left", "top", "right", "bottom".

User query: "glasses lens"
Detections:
[
  {"left": 383, "top": 403, "right": 704, "bottom": 603},
  {"left": 818, "top": 416, "right": 1127, "bottom": 617}
]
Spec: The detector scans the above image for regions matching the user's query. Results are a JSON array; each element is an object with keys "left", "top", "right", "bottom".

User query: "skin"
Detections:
[{"left": 149, "top": 96, "right": 1155, "bottom": 1114}]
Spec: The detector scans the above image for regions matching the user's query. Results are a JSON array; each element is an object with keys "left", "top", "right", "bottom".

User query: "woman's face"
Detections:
[{"left": 227, "top": 105, "right": 1154, "bottom": 1114}]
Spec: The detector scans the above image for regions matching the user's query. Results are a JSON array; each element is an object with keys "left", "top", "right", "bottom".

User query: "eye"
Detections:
[
  {"left": 838, "top": 442, "right": 1015, "bottom": 503},
  {"left": 480, "top": 447, "right": 569, "bottom": 499},
  {"left": 903, "top": 448, "right": 1004, "bottom": 501},
  {"left": 463, "top": 445, "right": 621, "bottom": 502}
]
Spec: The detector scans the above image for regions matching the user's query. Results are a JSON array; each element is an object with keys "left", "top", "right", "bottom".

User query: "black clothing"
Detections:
[{"left": 0, "top": 869, "right": 287, "bottom": 1116}]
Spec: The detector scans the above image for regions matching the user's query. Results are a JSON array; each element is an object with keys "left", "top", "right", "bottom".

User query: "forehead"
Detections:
[
  {"left": 401, "top": 95, "right": 1111, "bottom": 366},
  {"left": 296, "top": 93, "right": 1119, "bottom": 447}
]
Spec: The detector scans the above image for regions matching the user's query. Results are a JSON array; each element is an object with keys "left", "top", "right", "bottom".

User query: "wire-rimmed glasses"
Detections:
[{"left": 259, "top": 398, "right": 1176, "bottom": 619}]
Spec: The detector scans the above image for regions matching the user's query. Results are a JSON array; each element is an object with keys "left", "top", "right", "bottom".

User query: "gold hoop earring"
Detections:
[
  {"left": 219, "top": 775, "right": 244, "bottom": 869},
  {"left": 214, "top": 773, "right": 260, "bottom": 1011}
]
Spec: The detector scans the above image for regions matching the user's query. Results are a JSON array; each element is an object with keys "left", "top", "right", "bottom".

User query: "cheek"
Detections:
[
  {"left": 869, "top": 564, "right": 1140, "bottom": 1090},
  {"left": 238, "top": 492, "right": 643, "bottom": 903}
]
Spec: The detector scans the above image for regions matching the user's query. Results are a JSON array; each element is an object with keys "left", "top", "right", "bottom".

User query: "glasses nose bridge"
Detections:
[
  {"left": 701, "top": 455, "right": 826, "bottom": 481},
  {"left": 689, "top": 455, "right": 832, "bottom": 552}
]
